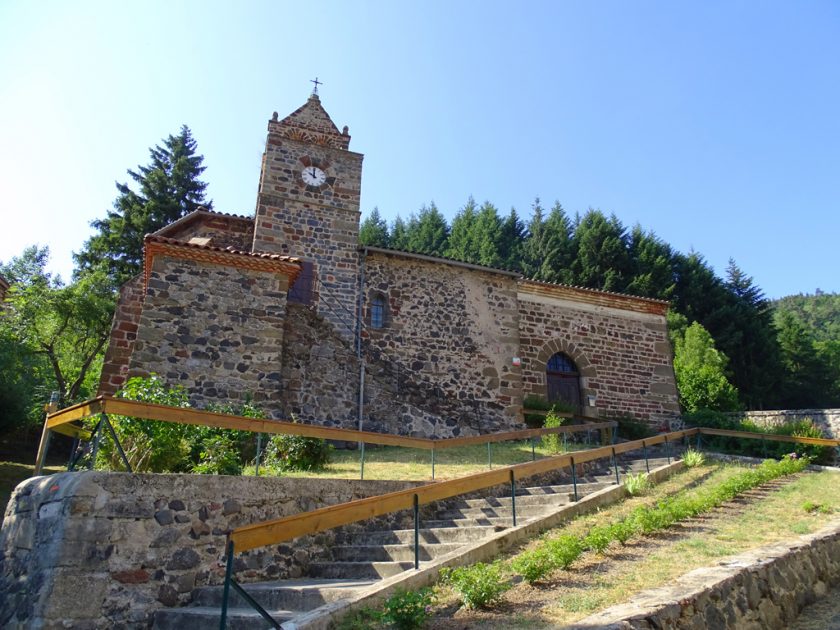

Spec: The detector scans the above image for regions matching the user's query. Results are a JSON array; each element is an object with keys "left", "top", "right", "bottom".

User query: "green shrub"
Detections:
[
  {"left": 264, "top": 420, "right": 332, "bottom": 472},
  {"left": 624, "top": 472, "right": 650, "bottom": 496},
  {"left": 511, "top": 534, "right": 582, "bottom": 584},
  {"left": 608, "top": 520, "right": 637, "bottom": 545},
  {"left": 191, "top": 434, "right": 243, "bottom": 475},
  {"left": 583, "top": 525, "right": 613, "bottom": 553},
  {"left": 541, "top": 410, "right": 566, "bottom": 454},
  {"left": 682, "top": 448, "right": 705, "bottom": 468},
  {"left": 523, "top": 395, "right": 574, "bottom": 429},
  {"left": 380, "top": 587, "right": 434, "bottom": 630},
  {"left": 441, "top": 562, "right": 510, "bottom": 609},
  {"left": 94, "top": 374, "right": 193, "bottom": 472},
  {"left": 545, "top": 534, "right": 583, "bottom": 569}
]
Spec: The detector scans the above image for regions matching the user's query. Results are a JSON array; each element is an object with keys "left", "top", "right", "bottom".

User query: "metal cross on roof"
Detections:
[{"left": 310, "top": 77, "right": 322, "bottom": 95}]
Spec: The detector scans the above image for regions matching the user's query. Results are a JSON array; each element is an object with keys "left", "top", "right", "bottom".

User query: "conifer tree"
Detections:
[
  {"left": 570, "top": 210, "right": 631, "bottom": 292},
  {"left": 446, "top": 197, "right": 479, "bottom": 261},
  {"left": 472, "top": 202, "right": 505, "bottom": 268},
  {"left": 75, "top": 125, "right": 212, "bottom": 285},
  {"left": 625, "top": 225, "right": 676, "bottom": 299},
  {"left": 498, "top": 208, "right": 527, "bottom": 271},
  {"left": 404, "top": 202, "right": 449, "bottom": 255},
  {"left": 359, "top": 207, "right": 390, "bottom": 247},
  {"left": 390, "top": 216, "right": 410, "bottom": 251}
]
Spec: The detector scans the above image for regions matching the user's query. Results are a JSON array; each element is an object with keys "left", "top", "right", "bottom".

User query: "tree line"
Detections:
[{"left": 1, "top": 127, "right": 838, "bottom": 435}]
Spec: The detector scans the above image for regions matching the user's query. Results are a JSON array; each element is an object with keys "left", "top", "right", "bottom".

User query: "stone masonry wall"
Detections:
[
  {"left": 0, "top": 472, "right": 422, "bottom": 629},
  {"left": 727, "top": 409, "right": 840, "bottom": 440},
  {"left": 98, "top": 274, "right": 145, "bottom": 396},
  {"left": 573, "top": 516, "right": 840, "bottom": 629},
  {"left": 128, "top": 256, "right": 289, "bottom": 410},
  {"left": 280, "top": 303, "right": 496, "bottom": 437},
  {"left": 362, "top": 253, "right": 522, "bottom": 436},
  {"left": 518, "top": 289, "right": 680, "bottom": 425}
]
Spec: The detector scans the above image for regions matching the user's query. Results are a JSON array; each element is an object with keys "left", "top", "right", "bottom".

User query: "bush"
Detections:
[
  {"left": 380, "top": 587, "right": 434, "bottom": 630},
  {"left": 511, "top": 534, "right": 581, "bottom": 584},
  {"left": 583, "top": 525, "right": 613, "bottom": 553},
  {"left": 541, "top": 409, "right": 566, "bottom": 454},
  {"left": 441, "top": 562, "right": 510, "bottom": 609},
  {"left": 624, "top": 472, "right": 650, "bottom": 496},
  {"left": 264, "top": 420, "right": 331, "bottom": 472},
  {"left": 523, "top": 395, "right": 574, "bottom": 429},
  {"left": 191, "top": 434, "right": 243, "bottom": 475}
]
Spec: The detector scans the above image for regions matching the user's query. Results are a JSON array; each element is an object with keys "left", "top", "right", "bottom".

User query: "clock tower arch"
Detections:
[{"left": 252, "top": 94, "right": 363, "bottom": 338}]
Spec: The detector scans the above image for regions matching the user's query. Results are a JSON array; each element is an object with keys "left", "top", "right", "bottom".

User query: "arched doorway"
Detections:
[{"left": 546, "top": 352, "right": 581, "bottom": 410}]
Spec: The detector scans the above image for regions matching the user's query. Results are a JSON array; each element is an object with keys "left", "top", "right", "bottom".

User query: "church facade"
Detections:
[{"left": 98, "top": 94, "right": 681, "bottom": 437}]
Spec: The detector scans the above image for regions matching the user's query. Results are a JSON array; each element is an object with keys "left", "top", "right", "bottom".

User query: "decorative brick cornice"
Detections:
[
  {"left": 143, "top": 236, "right": 300, "bottom": 290},
  {"left": 269, "top": 94, "right": 351, "bottom": 150},
  {"left": 518, "top": 279, "right": 670, "bottom": 316}
]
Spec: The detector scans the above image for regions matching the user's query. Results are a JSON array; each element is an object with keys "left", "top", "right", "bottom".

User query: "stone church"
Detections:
[{"left": 98, "top": 93, "right": 680, "bottom": 437}]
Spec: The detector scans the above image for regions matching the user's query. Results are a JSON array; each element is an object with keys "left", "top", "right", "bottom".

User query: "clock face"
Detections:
[{"left": 301, "top": 166, "right": 326, "bottom": 186}]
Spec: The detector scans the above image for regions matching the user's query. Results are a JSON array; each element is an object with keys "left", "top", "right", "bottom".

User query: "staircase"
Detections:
[{"left": 153, "top": 455, "right": 672, "bottom": 629}]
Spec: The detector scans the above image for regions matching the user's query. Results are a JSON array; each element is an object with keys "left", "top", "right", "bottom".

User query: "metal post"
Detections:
[
  {"left": 531, "top": 437, "right": 536, "bottom": 461},
  {"left": 612, "top": 447, "right": 620, "bottom": 485},
  {"left": 220, "top": 540, "right": 235, "bottom": 630},
  {"left": 431, "top": 448, "right": 436, "bottom": 480},
  {"left": 665, "top": 436, "right": 671, "bottom": 464},
  {"left": 413, "top": 494, "right": 420, "bottom": 570},
  {"left": 696, "top": 433, "right": 701, "bottom": 452},
  {"left": 586, "top": 430, "right": 591, "bottom": 447},
  {"left": 510, "top": 470, "right": 517, "bottom": 526},
  {"left": 67, "top": 438, "right": 79, "bottom": 469},
  {"left": 487, "top": 442, "right": 492, "bottom": 469},
  {"left": 89, "top": 418, "right": 104, "bottom": 471},
  {"left": 643, "top": 440, "right": 650, "bottom": 473},
  {"left": 570, "top": 456, "right": 578, "bottom": 501},
  {"left": 563, "top": 432, "right": 567, "bottom": 452},
  {"left": 359, "top": 442, "right": 365, "bottom": 480},
  {"left": 255, "top": 433, "right": 262, "bottom": 476},
  {"left": 102, "top": 414, "right": 132, "bottom": 472},
  {"left": 612, "top": 426, "right": 618, "bottom": 444}
]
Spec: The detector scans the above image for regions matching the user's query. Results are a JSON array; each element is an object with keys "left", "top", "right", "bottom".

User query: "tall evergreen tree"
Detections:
[
  {"left": 404, "top": 202, "right": 449, "bottom": 255},
  {"left": 539, "top": 202, "right": 574, "bottom": 284},
  {"left": 359, "top": 207, "right": 390, "bottom": 247},
  {"left": 446, "top": 197, "right": 479, "bottom": 262},
  {"left": 775, "top": 310, "right": 831, "bottom": 407},
  {"left": 75, "top": 125, "right": 212, "bottom": 285},
  {"left": 498, "top": 208, "right": 527, "bottom": 271},
  {"left": 625, "top": 225, "right": 676, "bottom": 299},
  {"left": 472, "top": 202, "right": 505, "bottom": 268},
  {"left": 390, "top": 216, "right": 410, "bottom": 251},
  {"left": 570, "top": 210, "right": 631, "bottom": 292}
]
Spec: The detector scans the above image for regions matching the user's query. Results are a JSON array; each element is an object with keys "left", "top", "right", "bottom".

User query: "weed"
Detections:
[
  {"left": 682, "top": 448, "right": 705, "bottom": 468},
  {"left": 541, "top": 410, "right": 566, "bottom": 454},
  {"left": 624, "top": 472, "right": 650, "bottom": 496},
  {"left": 583, "top": 525, "right": 613, "bottom": 553}
]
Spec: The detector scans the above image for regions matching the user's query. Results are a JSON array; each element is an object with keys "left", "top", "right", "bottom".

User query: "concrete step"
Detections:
[
  {"left": 330, "top": 543, "right": 463, "bottom": 562},
  {"left": 341, "top": 524, "right": 505, "bottom": 545},
  {"left": 447, "top": 492, "right": 574, "bottom": 508},
  {"left": 422, "top": 516, "right": 524, "bottom": 528},
  {"left": 308, "top": 560, "right": 417, "bottom": 579},
  {"left": 189, "top": 578, "right": 375, "bottom": 610},
  {"left": 433, "top": 505, "right": 551, "bottom": 520},
  {"left": 153, "top": 605, "right": 293, "bottom": 630}
]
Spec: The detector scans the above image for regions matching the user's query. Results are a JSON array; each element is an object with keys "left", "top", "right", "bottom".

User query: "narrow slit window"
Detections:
[{"left": 370, "top": 295, "right": 386, "bottom": 329}]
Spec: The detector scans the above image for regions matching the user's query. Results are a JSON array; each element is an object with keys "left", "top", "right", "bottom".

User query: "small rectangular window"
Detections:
[{"left": 370, "top": 296, "right": 385, "bottom": 329}]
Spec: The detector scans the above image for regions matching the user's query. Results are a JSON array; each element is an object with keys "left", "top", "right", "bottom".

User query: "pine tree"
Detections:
[
  {"left": 446, "top": 197, "right": 479, "bottom": 261},
  {"left": 75, "top": 125, "right": 212, "bottom": 285},
  {"left": 473, "top": 202, "right": 505, "bottom": 268},
  {"left": 625, "top": 225, "right": 676, "bottom": 299},
  {"left": 498, "top": 208, "right": 527, "bottom": 271},
  {"left": 359, "top": 207, "right": 390, "bottom": 247},
  {"left": 404, "top": 202, "right": 449, "bottom": 255},
  {"left": 570, "top": 210, "right": 631, "bottom": 292},
  {"left": 390, "top": 216, "right": 410, "bottom": 250}
]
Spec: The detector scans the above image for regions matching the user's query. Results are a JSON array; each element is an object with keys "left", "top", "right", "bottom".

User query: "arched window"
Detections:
[
  {"left": 546, "top": 352, "right": 581, "bottom": 410},
  {"left": 370, "top": 294, "right": 386, "bottom": 329}
]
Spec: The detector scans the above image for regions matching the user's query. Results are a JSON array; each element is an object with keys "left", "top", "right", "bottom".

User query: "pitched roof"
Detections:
[
  {"left": 143, "top": 235, "right": 300, "bottom": 289},
  {"left": 361, "top": 245, "right": 521, "bottom": 278},
  {"left": 152, "top": 207, "right": 253, "bottom": 239},
  {"left": 519, "top": 278, "right": 670, "bottom": 315}
]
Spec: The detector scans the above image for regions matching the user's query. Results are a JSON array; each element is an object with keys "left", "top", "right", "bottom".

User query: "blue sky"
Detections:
[{"left": 1, "top": 0, "right": 838, "bottom": 299}]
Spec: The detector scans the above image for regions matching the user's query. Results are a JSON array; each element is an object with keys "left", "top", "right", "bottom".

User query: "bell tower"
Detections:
[{"left": 253, "top": 93, "right": 363, "bottom": 338}]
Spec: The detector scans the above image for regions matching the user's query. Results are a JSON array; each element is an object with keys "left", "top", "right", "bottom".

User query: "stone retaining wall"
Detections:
[
  {"left": 0, "top": 472, "right": 421, "bottom": 629},
  {"left": 573, "top": 516, "right": 840, "bottom": 629},
  {"left": 728, "top": 408, "right": 840, "bottom": 440}
]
